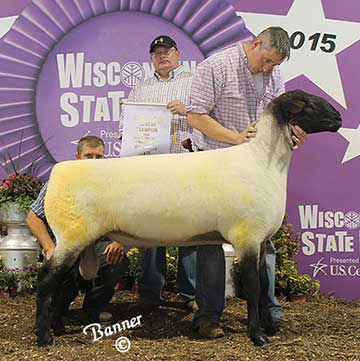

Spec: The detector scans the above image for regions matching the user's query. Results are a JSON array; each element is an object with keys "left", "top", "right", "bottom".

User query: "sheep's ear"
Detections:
[{"left": 284, "top": 100, "right": 305, "bottom": 115}]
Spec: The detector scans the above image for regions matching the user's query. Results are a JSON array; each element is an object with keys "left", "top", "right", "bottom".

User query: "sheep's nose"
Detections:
[{"left": 333, "top": 113, "right": 342, "bottom": 130}]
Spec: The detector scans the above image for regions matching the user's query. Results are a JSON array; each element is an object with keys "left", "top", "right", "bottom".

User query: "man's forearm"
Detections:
[
  {"left": 187, "top": 112, "right": 240, "bottom": 144},
  {"left": 26, "top": 210, "right": 55, "bottom": 254}
]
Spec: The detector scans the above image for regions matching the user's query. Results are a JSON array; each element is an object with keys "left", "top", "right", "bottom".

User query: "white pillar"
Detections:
[{"left": 222, "top": 243, "right": 236, "bottom": 297}]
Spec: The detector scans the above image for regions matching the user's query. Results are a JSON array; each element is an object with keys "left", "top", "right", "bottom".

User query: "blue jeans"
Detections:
[
  {"left": 138, "top": 246, "right": 197, "bottom": 304},
  {"left": 193, "top": 240, "right": 281, "bottom": 328},
  {"left": 266, "top": 240, "right": 282, "bottom": 319},
  {"left": 193, "top": 245, "right": 225, "bottom": 328}
]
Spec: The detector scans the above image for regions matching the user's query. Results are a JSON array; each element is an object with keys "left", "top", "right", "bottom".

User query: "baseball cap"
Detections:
[{"left": 149, "top": 35, "right": 177, "bottom": 53}]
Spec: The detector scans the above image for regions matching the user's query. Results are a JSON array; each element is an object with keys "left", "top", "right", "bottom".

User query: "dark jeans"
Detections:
[
  {"left": 59, "top": 238, "right": 129, "bottom": 319},
  {"left": 138, "top": 246, "right": 197, "bottom": 304},
  {"left": 193, "top": 245, "right": 225, "bottom": 328},
  {"left": 193, "top": 240, "right": 281, "bottom": 328}
]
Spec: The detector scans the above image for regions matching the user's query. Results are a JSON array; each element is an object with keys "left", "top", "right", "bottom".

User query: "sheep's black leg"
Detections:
[
  {"left": 51, "top": 263, "right": 80, "bottom": 336},
  {"left": 258, "top": 251, "right": 278, "bottom": 336},
  {"left": 35, "top": 256, "right": 77, "bottom": 346},
  {"left": 34, "top": 262, "right": 48, "bottom": 336},
  {"left": 51, "top": 290, "right": 66, "bottom": 336},
  {"left": 34, "top": 265, "right": 67, "bottom": 338},
  {"left": 241, "top": 252, "right": 269, "bottom": 346}
]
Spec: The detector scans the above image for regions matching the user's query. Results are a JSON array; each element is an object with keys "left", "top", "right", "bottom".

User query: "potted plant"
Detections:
[
  {"left": 276, "top": 259, "right": 320, "bottom": 301},
  {"left": 0, "top": 172, "right": 43, "bottom": 217},
  {"left": 18, "top": 262, "right": 42, "bottom": 294},
  {"left": 272, "top": 217, "right": 320, "bottom": 301},
  {"left": 0, "top": 135, "right": 44, "bottom": 269},
  {"left": 288, "top": 273, "right": 320, "bottom": 302},
  {"left": 0, "top": 171, "right": 43, "bottom": 270},
  {"left": 0, "top": 270, "right": 19, "bottom": 297}
]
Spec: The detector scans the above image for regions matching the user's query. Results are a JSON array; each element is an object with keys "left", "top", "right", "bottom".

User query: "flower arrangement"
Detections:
[
  {"left": 276, "top": 259, "right": 320, "bottom": 298},
  {"left": 271, "top": 217, "right": 320, "bottom": 298},
  {"left": 0, "top": 269, "right": 18, "bottom": 293},
  {"left": 0, "top": 172, "right": 42, "bottom": 212},
  {"left": 18, "top": 262, "right": 43, "bottom": 292},
  {"left": 0, "top": 262, "right": 43, "bottom": 296}
]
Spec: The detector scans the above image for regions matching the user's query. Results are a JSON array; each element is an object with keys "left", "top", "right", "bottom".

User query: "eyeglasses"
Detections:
[{"left": 151, "top": 47, "right": 176, "bottom": 58}]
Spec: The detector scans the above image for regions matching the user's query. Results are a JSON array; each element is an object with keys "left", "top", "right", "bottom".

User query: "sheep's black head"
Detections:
[{"left": 269, "top": 90, "right": 342, "bottom": 134}]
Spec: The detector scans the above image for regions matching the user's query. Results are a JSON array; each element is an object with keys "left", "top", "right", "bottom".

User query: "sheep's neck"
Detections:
[{"left": 249, "top": 110, "right": 293, "bottom": 176}]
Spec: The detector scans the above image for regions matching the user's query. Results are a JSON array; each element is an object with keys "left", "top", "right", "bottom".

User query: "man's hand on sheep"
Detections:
[
  {"left": 235, "top": 122, "right": 258, "bottom": 144},
  {"left": 291, "top": 125, "right": 308, "bottom": 149},
  {"left": 167, "top": 100, "right": 187, "bottom": 116},
  {"left": 103, "top": 242, "right": 125, "bottom": 265}
]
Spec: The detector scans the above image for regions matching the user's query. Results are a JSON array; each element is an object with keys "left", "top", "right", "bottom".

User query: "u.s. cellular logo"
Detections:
[
  {"left": 310, "top": 257, "right": 360, "bottom": 278},
  {"left": 298, "top": 205, "right": 359, "bottom": 256}
]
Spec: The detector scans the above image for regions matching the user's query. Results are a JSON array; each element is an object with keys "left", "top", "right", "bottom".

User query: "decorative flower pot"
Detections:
[
  {"left": 289, "top": 294, "right": 307, "bottom": 303},
  {"left": 0, "top": 289, "right": 7, "bottom": 297},
  {"left": 8, "top": 288, "right": 17, "bottom": 297},
  {"left": 0, "top": 203, "right": 40, "bottom": 270}
]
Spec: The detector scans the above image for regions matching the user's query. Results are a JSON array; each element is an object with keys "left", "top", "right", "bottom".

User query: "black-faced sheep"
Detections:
[{"left": 35, "top": 90, "right": 341, "bottom": 346}]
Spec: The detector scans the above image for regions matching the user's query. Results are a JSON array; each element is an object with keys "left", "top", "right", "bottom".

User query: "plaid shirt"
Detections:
[
  {"left": 120, "top": 65, "right": 193, "bottom": 154},
  {"left": 30, "top": 182, "right": 48, "bottom": 221},
  {"left": 188, "top": 42, "right": 285, "bottom": 150},
  {"left": 30, "top": 182, "right": 56, "bottom": 241}
]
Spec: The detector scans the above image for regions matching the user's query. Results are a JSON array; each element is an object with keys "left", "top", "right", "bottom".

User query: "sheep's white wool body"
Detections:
[
  {"left": 46, "top": 109, "right": 291, "bottom": 267},
  {"left": 35, "top": 90, "right": 342, "bottom": 347}
]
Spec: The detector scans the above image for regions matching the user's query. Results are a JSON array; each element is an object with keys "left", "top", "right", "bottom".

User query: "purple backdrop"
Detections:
[{"left": 0, "top": 0, "right": 359, "bottom": 300}]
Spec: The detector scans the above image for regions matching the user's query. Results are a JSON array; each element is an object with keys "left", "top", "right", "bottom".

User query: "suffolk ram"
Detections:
[{"left": 35, "top": 90, "right": 341, "bottom": 346}]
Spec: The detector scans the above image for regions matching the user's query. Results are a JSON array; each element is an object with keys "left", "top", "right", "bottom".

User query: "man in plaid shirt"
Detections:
[
  {"left": 27, "top": 136, "right": 128, "bottom": 328},
  {"left": 120, "top": 35, "right": 197, "bottom": 313},
  {"left": 187, "top": 27, "right": 307, "bottom": 338}
]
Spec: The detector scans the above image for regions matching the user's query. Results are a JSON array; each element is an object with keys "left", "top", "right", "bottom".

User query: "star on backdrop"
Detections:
[
  {"left": 0, "top": 16, "right": 17, "bottom": 39},
  {"left": 309, "top": 258, "right": 328, "bottom": 278},
  {"left": 338, "top": 123, "right": 360, "bottom": 163},
  {"left": 236, "top": 0, "right": 360, "bottom": 108}
]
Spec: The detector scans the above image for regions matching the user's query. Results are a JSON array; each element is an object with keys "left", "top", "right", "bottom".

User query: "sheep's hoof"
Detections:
[
  {"left": 250, "top": 331, "right": 269, "bottom": 346},
  {"left": 37, "top": 334, "right": 53, "bottom": 347},
  {"left": 52, "top": 320, "right": 66, "bottom": 336},
  {"left": 263, "top": 322, "right": 279, "bottom": 336}
]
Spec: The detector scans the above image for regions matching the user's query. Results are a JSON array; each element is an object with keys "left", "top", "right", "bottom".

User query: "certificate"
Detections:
[{"left": 120, "top": 102, "right": 172, "bottom": 157}]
